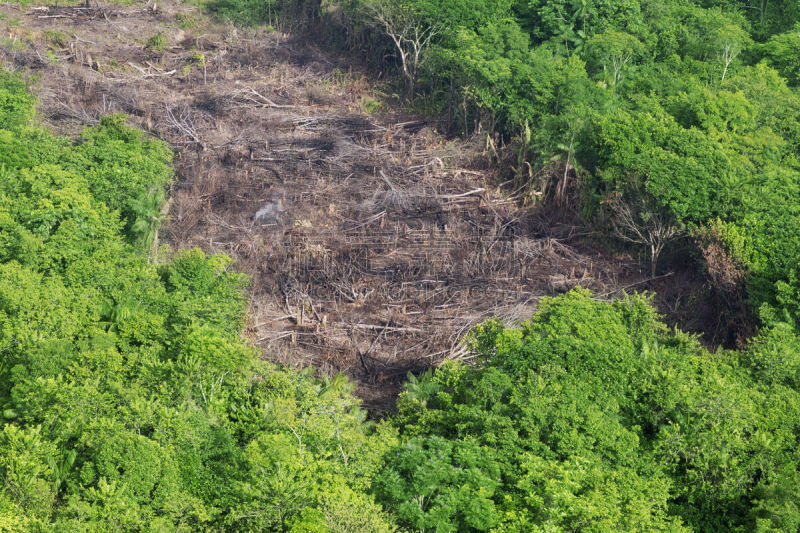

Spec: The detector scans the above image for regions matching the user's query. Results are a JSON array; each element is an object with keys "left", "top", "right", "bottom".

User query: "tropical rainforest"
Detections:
[{"left": 1, "top": 0, "right": 800, "bottom": 531}]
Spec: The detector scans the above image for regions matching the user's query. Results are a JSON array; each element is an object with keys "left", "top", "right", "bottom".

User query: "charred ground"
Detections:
[{"left": 1, "top": 1, "right": 715, "bottom": 410}]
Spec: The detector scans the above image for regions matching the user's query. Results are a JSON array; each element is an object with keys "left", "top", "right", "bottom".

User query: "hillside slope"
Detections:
[{"left": 2, "top": 1, "right": 684, "bottom": 407}]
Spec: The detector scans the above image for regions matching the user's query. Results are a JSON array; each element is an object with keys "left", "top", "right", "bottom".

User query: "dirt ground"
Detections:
[{"left": 1, "top": 1, "right": 713, "bottom": 411}]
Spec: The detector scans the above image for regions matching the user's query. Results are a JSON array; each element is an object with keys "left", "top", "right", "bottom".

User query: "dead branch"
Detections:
[
  {"left": 163, "top": 104, "right": 205, "bottom": 150},
  {"left": 608, "top": 192, "right": 683, "bottom": 277},
  {"left": 234, "top": 86, "right": 296, "bottom": 108}
]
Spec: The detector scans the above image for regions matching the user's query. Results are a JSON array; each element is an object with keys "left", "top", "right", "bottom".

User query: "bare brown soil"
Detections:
[{"left": 1, "top": 1, "right": 712, "bottom": 410}]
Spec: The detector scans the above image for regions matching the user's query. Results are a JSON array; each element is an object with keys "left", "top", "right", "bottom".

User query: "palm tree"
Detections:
[{"left": 129, "top": 187, "right": 168, "bottom": 262}]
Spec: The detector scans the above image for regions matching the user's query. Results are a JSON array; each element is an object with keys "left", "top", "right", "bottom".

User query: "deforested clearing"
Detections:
[{"left": 1, "top": 1, "right": 709, "bottom": 409}]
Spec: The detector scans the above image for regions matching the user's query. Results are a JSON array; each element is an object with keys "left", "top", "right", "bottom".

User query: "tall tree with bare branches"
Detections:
[
  {"left": 607, "top": 190, "right": 683, "bottom": 278},
  {"left": 361, "top": 0, "right": 440, "bottom": 98}
]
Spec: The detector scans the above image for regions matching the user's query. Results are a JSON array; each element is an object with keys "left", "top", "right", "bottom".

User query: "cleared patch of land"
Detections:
[{"left": 1, "top": 1, "right": 707, "bottom": 409}]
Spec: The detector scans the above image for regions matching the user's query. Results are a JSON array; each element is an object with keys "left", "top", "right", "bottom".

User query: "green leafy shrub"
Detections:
[
  {"left": 42, "top": 29, "right": 69, "bottom": 48},
  {"left": 62, "top": 113, "right": 173, "bottom": 237},
  {"left": 205, "top": 0, "right": 279, "bottom": 26},
  {"left": 145, "top": 31, "right": 167, "bottom": 51},
  {"left": 0, "top": 72, "right": 35, "bottom": 130}
]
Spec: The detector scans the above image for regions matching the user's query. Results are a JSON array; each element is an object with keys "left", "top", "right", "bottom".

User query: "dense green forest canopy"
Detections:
[{"left": 3, "top": 0, "right": 800, "bottom": 529}]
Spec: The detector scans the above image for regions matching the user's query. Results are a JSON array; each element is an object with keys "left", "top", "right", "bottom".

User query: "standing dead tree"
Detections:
[
  {"left": 719, "top": 41, "right": 741, "bottom": 82},
  {"left": 362, "top": 0, "right": 440, "bottom": 98},
  {"left": 607, "top": 191, "right": 683, "bottom": 278}
]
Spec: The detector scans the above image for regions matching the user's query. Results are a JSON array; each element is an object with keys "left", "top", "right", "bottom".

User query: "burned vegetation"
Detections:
[{"left": 3, "top": 3, "right": 663, "bottom": 408}]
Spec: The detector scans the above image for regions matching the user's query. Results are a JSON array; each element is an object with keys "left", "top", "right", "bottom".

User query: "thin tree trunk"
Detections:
[{"left": 651, "top": 242, "right": 659, "bottom": 278}]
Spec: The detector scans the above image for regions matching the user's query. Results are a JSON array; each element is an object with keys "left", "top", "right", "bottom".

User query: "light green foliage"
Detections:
[
  {"left": 177, "top": 13, "right": 202, "bottom": 29},
  {"left": 0, "top": 425, "right": 56, "bottom": 518},
  {"left": 413, "top": 0, "right": 513, "bottom": 35},
  {"left": 145, "top": 31, "right": 167, "bottom": 51},
  {"left": 63, "top": 113, "right": 173, "bottom": 233},
  {"left": 0, "top": 71, "right": 396, "bottom": 532},
  {"left": 361, "top": 95, "right": 382, "bottom": 114},
  {"left": 43, "top": 29, "right": 70, "bottom": 48},
  {"left": 0, "top": 72, "right": 36, "bottom": 130},
  {"left": 585, "top": 30, "right": 643, "bottom": 87}
]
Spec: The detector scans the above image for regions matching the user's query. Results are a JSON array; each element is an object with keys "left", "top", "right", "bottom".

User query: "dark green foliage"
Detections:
[
  {"left": 385, "top": 289, "right": 800, "bottom": 531},
  {"left": 376, "top": 435, "right": 500, "bottom": 531},
  {"left": 519, "top": 0, "right": 643, "bottom": 46},
  {"left": 205, "top": 0, "right": 300, "bottom": 27}
]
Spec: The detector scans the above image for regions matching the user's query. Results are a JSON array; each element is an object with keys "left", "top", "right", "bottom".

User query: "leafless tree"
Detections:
[
  {"left": 719, "top": 42, "right": 741, "bottom": 82},
  {"left": 608, "top": 191, "right": 683, "bottom": 278},
  {"left": 362, "top": 0, "right": 440, "bottom": 98}
]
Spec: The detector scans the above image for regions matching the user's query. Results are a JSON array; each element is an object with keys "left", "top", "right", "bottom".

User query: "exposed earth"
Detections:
[{"left": 0, "top": 1, "right": 711, "bottom": 410}]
